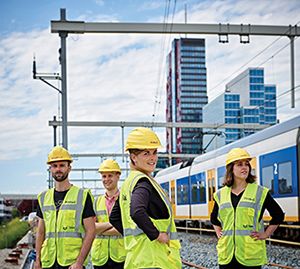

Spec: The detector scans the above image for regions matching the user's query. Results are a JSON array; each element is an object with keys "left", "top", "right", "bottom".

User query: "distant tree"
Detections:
[{"left": 11, "top": 208, "right": 20, "bottom": 218}]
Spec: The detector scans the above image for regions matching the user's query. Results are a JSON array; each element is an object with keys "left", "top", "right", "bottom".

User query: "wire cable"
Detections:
[
  {"left": 209, "top": 20, "right": 300, "bottom": 95},
  {"left": 152, "top": 0, "right": 177, "bottom": 124}
]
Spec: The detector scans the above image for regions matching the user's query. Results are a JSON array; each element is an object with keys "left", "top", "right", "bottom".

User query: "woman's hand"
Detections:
[
  {"left": 250, "top": 231, "right": 269, "bottom": 240},
  {"left": 157, "top": 232, "right": 170, "bottom": 244},
  {"left": 213, "top": 225, "right": 223, "bottom": 239}
]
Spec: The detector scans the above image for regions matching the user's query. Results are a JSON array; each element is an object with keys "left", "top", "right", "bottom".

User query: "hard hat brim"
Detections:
[
  {"left": 226, "top": 157, "right": 252, "bottom": 166},
  {"left": 47, "top": 158, "right": 73, "bottom": 164}
]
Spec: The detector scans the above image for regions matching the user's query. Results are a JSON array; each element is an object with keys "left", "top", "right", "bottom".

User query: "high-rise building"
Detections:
[
  {"left": 203, "top": 67, "right": 277, "bottom": 152},
  {"left": 166, "top": 38, "right": 208, "bottom": 156}
]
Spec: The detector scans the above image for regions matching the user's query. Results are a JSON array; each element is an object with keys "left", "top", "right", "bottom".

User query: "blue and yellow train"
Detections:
[{"left": 155, "top": 115, "right": 300, "bottom": 226}]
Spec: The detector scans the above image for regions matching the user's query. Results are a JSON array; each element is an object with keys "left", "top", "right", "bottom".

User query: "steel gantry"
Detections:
[
  {"left": 50, "top": 8, "right": 299, "bottom": 149},
  {"left": 46, "top": 8, "right": 299, "bottom": 194}
]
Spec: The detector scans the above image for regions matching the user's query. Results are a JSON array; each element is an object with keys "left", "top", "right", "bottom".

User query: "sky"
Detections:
[{"left": 0, "top": 0, "right": 300, "bottom": 196}]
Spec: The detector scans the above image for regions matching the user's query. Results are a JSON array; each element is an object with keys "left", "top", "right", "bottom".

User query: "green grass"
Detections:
[{"left": 0, "top": 218, "right": 30, "bottom": 249}]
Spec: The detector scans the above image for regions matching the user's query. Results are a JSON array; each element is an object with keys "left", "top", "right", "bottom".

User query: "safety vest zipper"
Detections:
[
  {"left": 233, "top": 207, "right": 236, "bottom": 256},
  {"left": 55, "top": 209, "right": 58, "bottom": 263}
]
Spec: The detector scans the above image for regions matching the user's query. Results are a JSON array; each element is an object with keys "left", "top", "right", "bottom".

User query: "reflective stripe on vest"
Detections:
[
  {"left": 38, "top": 186, "right": 88, "bottom": 268},
  {"left": 214, "top": 184, "right": 268, "bottom": 266},
  {"left": 126, "top": 173, "right": 175, "bottom": 239},
  {"left": 120, "top": 170, "right": 182, "bottom": 269},
  {"left": 91, "top": 195, "right": 126, "bottom": 266},
  {"left": 40, "top": 187, "right": 84, "bottom": 233}
]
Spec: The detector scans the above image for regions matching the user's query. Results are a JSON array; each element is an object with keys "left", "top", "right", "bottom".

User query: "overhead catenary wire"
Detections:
[
  {"left": 155, "top": 0, "right": 177, "bottom": 122},
  {"left": 207, "top": 84, "right": 300, "bottom": 132},
  {"left": 151, "top": 0, "right": 171, "bottom": 124},
  {"left": 206, "top": 33, "right": 299, "bottom": 110},
  {"left": 221, "top": 36, "right": 298, "bottom": 94},
  {"left": 152, "top": 0, "right": 177, "bottom": 124},
  {"left": 209, "top": 20, "right": 300, "bottom": 96},
  {"left": 201, "top": 31, "right": 300, "bottom": 134}
]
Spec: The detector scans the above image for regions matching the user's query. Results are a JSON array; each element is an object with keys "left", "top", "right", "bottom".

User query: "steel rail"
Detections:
[
  {"left": 268, "top": 263, "right": 295, "bottom": 269},
  {"left": 182, "top": 259, "right": 208, "bottom": 269},
  {"left": 176, "top": 226, "right": 300, "bottom": 246}
]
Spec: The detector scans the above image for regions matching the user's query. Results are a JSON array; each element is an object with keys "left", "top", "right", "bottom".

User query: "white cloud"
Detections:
[
  {"left": 0, "top": 0, "right": 299, "bottom": 165},
  {"left": 27, "top": 171, "right": 44, "bottom": 177},
  {"left": 95, "top": 0, "right": 105, "bottom": 6},
  {"left": 138, "top": 1, "right": 165, "bottom": 11}
]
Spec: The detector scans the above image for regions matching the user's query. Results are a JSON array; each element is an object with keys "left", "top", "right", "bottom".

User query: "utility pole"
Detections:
[
  {"left": 59, "top": 9, "right": 68, "bottom": 149},
  {"left": 33, "top": 8, "right": 68, "bottom": 149}
]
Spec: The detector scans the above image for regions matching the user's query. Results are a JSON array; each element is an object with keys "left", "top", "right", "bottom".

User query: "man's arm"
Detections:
[
  {"left": 34, "top": 218, "right": 45, "bottom": 269},
  {"left": 69, "top": 216, "right": 95, "bottom": 269},
  {"left": 101, "top": 226, "right": 122, "bottom": 236},
  {"left": 95, "top": 222, "right": 113, "bottom": 234}
]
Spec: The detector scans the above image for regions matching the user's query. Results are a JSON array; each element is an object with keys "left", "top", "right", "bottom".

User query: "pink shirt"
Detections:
[{"left": 105, "top": 190, "right": 119, "bottom": 215}]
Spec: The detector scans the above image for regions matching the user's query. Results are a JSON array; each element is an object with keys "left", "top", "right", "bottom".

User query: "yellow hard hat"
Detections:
[
  {"left": 226, "top": 148, "right": 251, "bottom": 166},
  {"left": 47, "top": 146, "right": 73, "bottom": 164},
  {"left": 98, "top": 159, "right": 121, "bottom": 173},
  {"left": 125, "top": 127, "right": 162, "bottom": 151}
]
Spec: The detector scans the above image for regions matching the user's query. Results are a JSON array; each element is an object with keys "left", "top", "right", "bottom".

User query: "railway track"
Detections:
[
  {"left": 178, "top": 229, "right": 300, "bottom": 269},
  {"left": 176, "top": 224, "right": 300, "bottom": 247}
]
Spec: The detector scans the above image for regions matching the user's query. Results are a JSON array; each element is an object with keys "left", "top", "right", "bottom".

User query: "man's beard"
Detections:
[{"left": 52, "top": 171, "right": 69, "bottom": 182}]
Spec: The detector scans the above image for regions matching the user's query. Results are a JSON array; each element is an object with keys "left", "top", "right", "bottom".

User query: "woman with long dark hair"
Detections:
[{"left": 210, "top": 148, "right": 284, "bottom": 269}]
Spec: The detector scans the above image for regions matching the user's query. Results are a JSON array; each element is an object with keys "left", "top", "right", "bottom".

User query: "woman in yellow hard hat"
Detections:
[
  {"left": 110, "top": 127, "right": 182, "bottom": 269},
  {"left": 210, "top": 148, "right": 284, "bottom": 269}
]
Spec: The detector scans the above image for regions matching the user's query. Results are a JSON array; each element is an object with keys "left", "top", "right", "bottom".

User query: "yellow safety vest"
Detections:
[
  {"left": 38, "top": 185, "right": 90, "bottom": 268},
  {"left": 120, "top": 170, "right": 182, "bottom": 269},
  {"left": 214, "top": 183, "right": 268, "bottom": 266},
  {"left": 91, "top": 195, "right": 126, "bottom": 266}
]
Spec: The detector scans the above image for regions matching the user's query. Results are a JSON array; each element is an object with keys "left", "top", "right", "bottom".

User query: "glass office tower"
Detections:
[
  {"left": 203, "top": 68, "right": 277, "bottom": 152},
  {"left": 166, "top": 38, "right": 208, "bottom": 155}
]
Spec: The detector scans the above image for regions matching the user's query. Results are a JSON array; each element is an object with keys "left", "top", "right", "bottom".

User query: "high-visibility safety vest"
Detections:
[
  {"left": 119, "top": 170, "right": 182, "bottom": 269},
  {"left": 38, "top": 185, "right": 91, "bottom": 268},
  {"left": 91, "top": 195, "right": 126, "bottom": 266},
  {"left": 214, "top": 183, "right": 269, "bottom": 266}
]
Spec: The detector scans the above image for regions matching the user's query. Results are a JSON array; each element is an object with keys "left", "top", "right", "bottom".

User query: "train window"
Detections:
[
  {"left": 261, "top": 166, "right": 274, "bottom": 194},
  {"left": 217, "top": 167, "right": 226, "bottom": 189},
  {"left": 177, "top": 177, "right": 190, "bottom": 205},
  {"left": 190, "top": 172, "right": 206, "bottom": 204},
  {"left": 260, "top": 146, "right": 297, "bottom": 198},
  {"left": 160, "top": 182, "right": 170, "bottom": 197},
  {"left": 278, "top": 162, "right": 292, "bottom": 194}
]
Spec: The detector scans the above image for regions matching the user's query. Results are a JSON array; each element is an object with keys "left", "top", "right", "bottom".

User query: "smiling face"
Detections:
[
  {"left": 100, "top": 171, "right": 120, "bottom": 192},
  {"left": 232, "top": 159, "right": 250, "bottom": 181},
  {"left": 130, "top": 148, "right": 158, "bottom": 175}
]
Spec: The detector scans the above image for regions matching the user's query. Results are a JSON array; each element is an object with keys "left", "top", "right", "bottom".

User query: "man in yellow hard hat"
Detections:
[
  {"left": 91, "top": 159, "right": 126, "bottom": 269},
  {"left": 35, "top": 146, "right": 96, "bottom": 269}
]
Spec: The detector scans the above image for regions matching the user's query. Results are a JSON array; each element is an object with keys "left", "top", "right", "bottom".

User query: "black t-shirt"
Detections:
[
  {"left": 110, "top": 177, "right": 169, "bottom": 241},
  {"left": 36, "top": 189, "right": 95, "bottom": 223},
  {"left": 210, "top": 190, "right": 285, "bottom": 226}
]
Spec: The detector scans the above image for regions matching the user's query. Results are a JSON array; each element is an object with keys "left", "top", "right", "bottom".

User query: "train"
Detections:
[{"left": 155, "top": 115, "right": 300, "bottom": 231}]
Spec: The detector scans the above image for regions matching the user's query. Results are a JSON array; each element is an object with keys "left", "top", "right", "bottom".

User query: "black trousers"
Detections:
[
  {"left": 44, "top": 261, "right": 86, "bottom": 269},
  {"left": 93, "top": 257, "right": 124, "bottom": 269},
  {"left": 219, "top": 256, "right": 261, "bottom": 269}
]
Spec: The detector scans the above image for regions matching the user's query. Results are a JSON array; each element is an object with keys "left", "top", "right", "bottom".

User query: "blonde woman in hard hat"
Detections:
[
  {"left": 110, "top": 127, "right": 182, "bottom": 269},
  {"left": 210, "top": 148, "right": 284, "bottom": 269},
  {"left": 35, "top": 146, "right": 96, "bottom": 269},
  {"left": 91, "top": 159, "right": 126, "bottom": 269}
]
